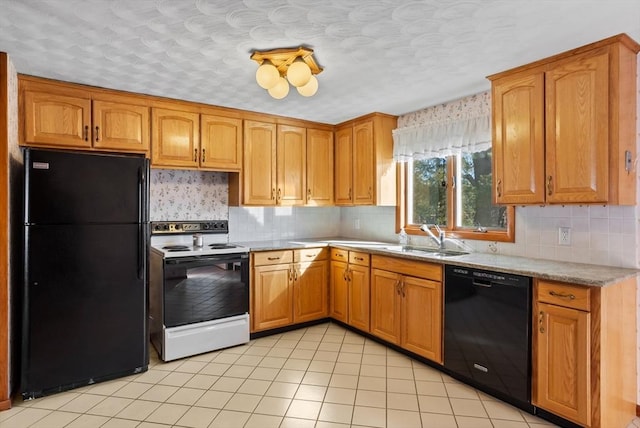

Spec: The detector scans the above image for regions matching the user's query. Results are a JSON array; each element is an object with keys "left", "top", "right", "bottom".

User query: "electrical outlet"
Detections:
[
  {"left": 558, "top": 227, "right": 571, "bottom": 246},
  {"left": 354, "top": 219, "right": 360, "bottom": 230}
]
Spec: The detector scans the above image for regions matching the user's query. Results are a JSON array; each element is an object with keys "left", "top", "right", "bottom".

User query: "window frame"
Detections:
[{"left": 395, "top": 157, "right": 515, "bottom": 242}]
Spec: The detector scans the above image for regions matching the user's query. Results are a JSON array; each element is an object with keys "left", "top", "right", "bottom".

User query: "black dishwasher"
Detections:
[{"left": 444, "top": 264, "right": 532, "bottom": 411}]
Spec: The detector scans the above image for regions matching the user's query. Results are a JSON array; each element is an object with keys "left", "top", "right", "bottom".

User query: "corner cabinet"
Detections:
[
  {"left": 334, "top": 113, "right": 397, "bottom": 206},
  {"left": 370, "top": 255, "right": 443, "bottom": 363},
  {"left": 20, "top": 77, "right": 150, "bottom": 154},
  {"left": 533, "top": 278, "right": 637, "bottom": 428},
  {"left": 489, "top": 34, "right": 639, "bottom": 205}
]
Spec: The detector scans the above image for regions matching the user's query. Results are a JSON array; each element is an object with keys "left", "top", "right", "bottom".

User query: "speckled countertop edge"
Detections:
[{"left": 236, "top": 237, "right": 639, "bottom": 287}]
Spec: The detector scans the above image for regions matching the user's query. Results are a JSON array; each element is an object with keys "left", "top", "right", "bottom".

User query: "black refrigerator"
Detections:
[{"left": 21, "top": 148, "right": 149, "bottom": 399}]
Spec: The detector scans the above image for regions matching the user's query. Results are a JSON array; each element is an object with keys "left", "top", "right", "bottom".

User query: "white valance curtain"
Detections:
[{"left": 392, "top": 91, "right": 491, "bottom": 161}]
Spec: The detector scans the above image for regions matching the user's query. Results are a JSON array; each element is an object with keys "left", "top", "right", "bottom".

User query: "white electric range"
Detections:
[{"left": 149, "top": 220, "right": 250, "bottom": 361}]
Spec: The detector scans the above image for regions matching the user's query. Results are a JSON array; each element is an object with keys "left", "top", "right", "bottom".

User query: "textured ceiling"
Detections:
[{"left": 1, "top": 0, "right": 639, "bottom": 124}]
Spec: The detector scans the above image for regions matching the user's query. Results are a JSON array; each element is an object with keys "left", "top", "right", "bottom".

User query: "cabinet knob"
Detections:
[
  {"left": 307, "top": 188, "right": 312, "bottom": 198},
  {"left": 539, "top": 310, "right": 545, "bottom": 333},
  {"left": 83, "top": 125, "right": 89, "bottom": 141},
  {"left": 194, "top": 148, "right": 198, "bottom": 162},
  {"left": 94, "top": 126, "right": 100, "bottom": 142},
  {"left": 547, "top": 175, "right": 553, "bottom": 196},
  {"left": 496, "top": 179, "right": 502, "bottom": 198},
  {"left": 271, "top": 188, "right": 276, "bottom": 200},
  {"left": 202, "top": 148, "right": 205, "bottom": 162}
]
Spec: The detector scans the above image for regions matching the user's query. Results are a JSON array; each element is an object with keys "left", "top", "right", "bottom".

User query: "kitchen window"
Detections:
[
  {"left": 392, "top": 92, "right": 513, "bottom": 242},
  {"left": 397, "top": 148, "right": 514, "bottom": 242}
]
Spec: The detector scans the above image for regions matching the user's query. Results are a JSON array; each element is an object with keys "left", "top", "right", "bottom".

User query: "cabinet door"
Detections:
[
  {"left": 24, "top": 90, "right": 91, "bottom": 148},
  {"left": 244, "top": 120, "right": 277, "bottom": 205},
  {"left": 306, "top": 128, "right": 334, "bottom": 206},
  {"left": 93, "top": 99, "right": 149, "bottom": 153},
  {"left": 200, "top": 114, "right": 242, "bottom": 170},
  {"left": 348, "top": 263, "right": 370, "bottom": 332},
  {"left": 252, "top": 264, "right": 293, "bottom": 331},
  {"left": 293, "top": 260, "right": 328, "bottom": 323},
  {"left": 277, "top": 125, "right": 306, "bottom": 206},
  {"left": 353, "top": 120, "right": 374, "bottom": 205},
  {"left": 535, "top": 302, "right": 590, "bottom": 426},
  {"left": 370, "top": 269, "right": 401, "bottom": 344},
  {"left": 545, "top": 50, "right": 609, "bottom": 204},
  {"left": 329, "top": 260, "right": 348, "bottom": 323},
  {"left": 402, "top": 276, "right": 442, "bottom": 363},
  {"left": 151, "top": 108, "right": 200, "bottom": 168},
  {"left": 334, "top": 126, "right": 353, "bottom": 205},
  {"left": 492, "top": 72, "right": 545, "bottom": 204}
]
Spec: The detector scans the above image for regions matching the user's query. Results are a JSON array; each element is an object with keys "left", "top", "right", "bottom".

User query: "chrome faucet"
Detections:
[{"left": 420, "top": 224, "right": 445, "bottom": 250}]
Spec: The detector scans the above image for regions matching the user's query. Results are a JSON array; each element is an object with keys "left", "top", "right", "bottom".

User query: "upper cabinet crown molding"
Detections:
[{"left": 489, "top": 33, "right": 639, "bottom": 206}]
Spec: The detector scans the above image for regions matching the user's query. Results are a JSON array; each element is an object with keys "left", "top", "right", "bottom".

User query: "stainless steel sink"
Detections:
[{"left": 388, "top": 245, "right": 469, "bottom": 257}]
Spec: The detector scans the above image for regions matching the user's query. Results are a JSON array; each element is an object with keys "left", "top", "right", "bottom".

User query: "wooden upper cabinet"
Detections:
[
  {"left": 151, "top": 108, "right": 200, "bottom": 168},
  {"left": 334, "top": 126, "right": 353, "bottom": 205},
  {"left": 93, "top": 98, "right": 150, "bottom": 152},
  {"left": 489, "top": 34, "right": 639, "bottom": 205},
  {"left": 334, "top": 113, "right": 397, "bottom": 206},
  {"left": 306, "top": 128, "right": 334, "bottom": 206},
  {"left": 20, "top": 77, "right": 151, "bottom": 155},
  {"left": 244, "top": 120, "right": 277, "bottom": 205},
  {"left": 492, "top": 72, "right": 545, "bottom": 204},
  {"left": 545, "top": 51, "right": 609, "bottom": 204},
  {"left": 200, "top": 114, "right": 242, "bottom": 171},
  {"left": 23, "top": 90, "right": 92, "bottom": 148},
  {"left": 353, "top": 120, "right": 375, "bottom": 205},
  {"left": 277, "top": 125, "right": 306, "bottom": 206}
]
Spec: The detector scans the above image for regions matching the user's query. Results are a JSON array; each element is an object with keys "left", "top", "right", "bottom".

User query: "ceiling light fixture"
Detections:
[{"left": 251, "top": 47, "right": 323, "bottom": 99}]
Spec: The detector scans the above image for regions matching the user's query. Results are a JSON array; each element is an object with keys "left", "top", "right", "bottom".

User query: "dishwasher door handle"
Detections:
[{"left": 472, "top": 279, "right": 492, "bottom": 288}]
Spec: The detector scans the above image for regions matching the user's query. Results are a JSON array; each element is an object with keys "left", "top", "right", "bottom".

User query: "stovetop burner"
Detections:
[
  {"left": 163, "top": 245, "right": 190, "bottom": 252},
  {"left": 209, "top": 244, "right": 238, "bottom": 249}
]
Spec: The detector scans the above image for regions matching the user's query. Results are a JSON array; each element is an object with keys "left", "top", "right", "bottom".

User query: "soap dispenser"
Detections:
[{"left": 399, "top": 227, "right": 408, "bottom": 245}]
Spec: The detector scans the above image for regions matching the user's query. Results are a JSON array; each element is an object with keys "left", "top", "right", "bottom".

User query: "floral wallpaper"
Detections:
[
  {"left": 397, "top": 91, "right": 490, "bottom": 128},
  {"left": 149, "top": 169, "right": 228, "bottom": 221}
]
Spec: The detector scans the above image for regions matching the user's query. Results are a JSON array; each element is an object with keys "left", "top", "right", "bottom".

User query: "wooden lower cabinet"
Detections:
[
  {"left": 252, "top": 248, "right": 327, "bottom": 332},
  {"left": 252, "top": 263, "right": 293, "bottom": 331},
  {"left": 370, "top": 262, "right": 443, "bottom": 364},
  {"left": 533, "top": 278, "right": 637, "bottom": 428},
  {"left": 329, "top": 249, "right": 370, "bottom": 332},
  {"left": 293, "top": 259, "right": 328, "bottom": 323},
  {"left": 535, "top": 302, "right": 590, "bottom": 425}
]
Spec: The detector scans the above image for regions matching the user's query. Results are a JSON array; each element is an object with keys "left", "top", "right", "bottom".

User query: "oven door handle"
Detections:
[{"left": 165, "top": 254, "right": 248, "bottom": 266}]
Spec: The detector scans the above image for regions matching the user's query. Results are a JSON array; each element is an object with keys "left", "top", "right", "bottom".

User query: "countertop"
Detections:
[{"left": 236, "top": 237, "right": 639, "bottom": 287}]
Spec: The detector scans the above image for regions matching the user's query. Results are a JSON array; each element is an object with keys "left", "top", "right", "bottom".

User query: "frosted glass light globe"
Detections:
[
  {"left": 287, "top": 60, "right": 312, "bottom": 87},
  {"left": 256, "top": 62, "right": 279, "bottom": 89},
  {"left": 268, "top": 77, "right": 290, "bottom": 99},
  {"left": 296, "top": 75, "right": 318, "bottom": 97}
]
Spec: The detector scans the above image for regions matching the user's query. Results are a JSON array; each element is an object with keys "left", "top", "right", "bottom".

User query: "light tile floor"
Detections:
[{"left": 1, "top": 322, "right": 634, "bottom": 428}]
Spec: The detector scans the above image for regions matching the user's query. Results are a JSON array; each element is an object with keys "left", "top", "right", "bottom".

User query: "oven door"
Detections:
[{"left": 163, "top": 253, "right": 249, "bottom": 328}]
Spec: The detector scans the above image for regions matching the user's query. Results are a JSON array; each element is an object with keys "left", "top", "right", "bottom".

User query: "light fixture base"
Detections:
[{"left": 250, "top": 47, "right": 323, "bottom": 77}]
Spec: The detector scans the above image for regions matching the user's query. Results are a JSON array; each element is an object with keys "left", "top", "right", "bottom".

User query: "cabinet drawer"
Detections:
[
  {"left": 295, "top": 247, "right": 327, "bottom": 262},
  {"left": 349, "top": 251, "right": 370, "bottom": 266},
  {"left": 371, "top": 255, "right": 442, "bottom": 282},
  {"left": 253, "top": 250, "right": 293, "bottom": 266},
  {"left": 537, "top": 280, "right": 590, "bottom": 311},
  {"left": 331, "top": 248, "right": 348, "bottom": 261}
]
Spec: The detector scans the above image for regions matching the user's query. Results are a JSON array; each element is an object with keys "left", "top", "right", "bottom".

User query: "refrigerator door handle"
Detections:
[{"left": 137, "top": 166, "right": 146, "bottom": 280}]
